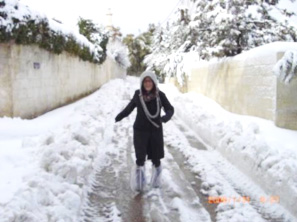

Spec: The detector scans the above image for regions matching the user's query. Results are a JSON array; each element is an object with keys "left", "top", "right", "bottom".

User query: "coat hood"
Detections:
[{"left": 139, "top": 71, "right": 158, "bottom": 94}]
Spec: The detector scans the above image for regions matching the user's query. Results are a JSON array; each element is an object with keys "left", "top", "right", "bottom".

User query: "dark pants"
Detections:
[{"left": 133, "top": 129, "right": 164, "bottom": 167}]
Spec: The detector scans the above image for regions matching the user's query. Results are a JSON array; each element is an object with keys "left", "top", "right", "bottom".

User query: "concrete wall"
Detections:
[
  {"left": 0, "top": 44, "right": 12, "bottom": 117},
  {"left": 188, "top": 54, "right": 277, "bottom": 121},
  {"left": 168, "top": 48, "right": 297, "bottom": 130},
  {"left": 0, "top": 43, "right": 126, "bottom": 119}
]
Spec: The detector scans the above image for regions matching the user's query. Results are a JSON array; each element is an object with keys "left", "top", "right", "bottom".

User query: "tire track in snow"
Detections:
[
  {"left": 165, "top": 117, "right": 296, "bottom": 222},
  {"left": 165, "top": 144, "right": 217, "bottom": 222},
  {"left": 112, "top": 121, "right": 147, "bottom": 222},
  {"left": 80, "top": 115, "right": 147, "bottom": 222},
  {"left": 79, "top": 107, "right": 127, "bottom": 222},
  {"left": 79, "top": 145, "right": 122, "bottom": 221},
  {"left": 158, "top": 145, "right": 212, "bottom": 222},
  {"left": 80, "top": 164, "right": 121, "bottom": 222},
  {"left": 196, "top": 148, "right": 296, "bottom": 222}
]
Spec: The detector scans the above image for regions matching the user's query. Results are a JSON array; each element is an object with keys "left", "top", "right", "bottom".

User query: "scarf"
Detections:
[
  {"left": 139, "top": 90, "right": 161, "bottom": 128},
  {"left": 143, "top": 91, "right": 157, "bottom": 102}
]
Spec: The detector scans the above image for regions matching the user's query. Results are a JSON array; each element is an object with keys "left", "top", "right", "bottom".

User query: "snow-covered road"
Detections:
[
  {"left": 79, "top": 110, "right": 295, "bottom": 221},
  {"left": 79, "top": 113, "right": 210, "bottom": 222},
  {"left": 1, "top": 76, "right": 297, "bottom": 222}
]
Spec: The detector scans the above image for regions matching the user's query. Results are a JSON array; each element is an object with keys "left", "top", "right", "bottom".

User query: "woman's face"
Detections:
[{"left": 143, "top": 77, "right": 154, "bottom": 92}]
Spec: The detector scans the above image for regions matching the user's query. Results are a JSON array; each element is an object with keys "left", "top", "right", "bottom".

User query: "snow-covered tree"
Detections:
[
  {"left": 185, "top": 0, "right": 297, "bottom": 58},
  {"left": 146, "top": 0, "right": 297, "bottom": 84},
  {"left": 123, "top": 24, "right": 155, "bottom": 75},
  {"left": 145, "top": 2, "right": 194, "bottom": 82}
]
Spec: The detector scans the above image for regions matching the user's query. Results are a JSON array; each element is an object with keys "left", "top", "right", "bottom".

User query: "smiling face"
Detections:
[{"left": 143, "top": 77, "right": 154, "bottom": 92}]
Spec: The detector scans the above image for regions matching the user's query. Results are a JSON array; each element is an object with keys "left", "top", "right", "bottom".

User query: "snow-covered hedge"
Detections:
[{"left": 0, "top": 0, "right": 108, "bottom": 64}]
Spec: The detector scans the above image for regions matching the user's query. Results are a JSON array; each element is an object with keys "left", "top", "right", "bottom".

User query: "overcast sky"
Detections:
[{"left": 20, "top": 0, "right": 181, "bottom": 36}]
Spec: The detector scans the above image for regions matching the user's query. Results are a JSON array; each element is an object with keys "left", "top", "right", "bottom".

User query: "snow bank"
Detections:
[
  {"left": 236, "top": 42, "right": 297, "bottom": 60},
  {"left": 185, "top": 42, "right": 297, "bottom": 69},
  {"left": 0, "top": 77, "right": 135, "bottom": 222},
  {"left": 160, "top": 82, "right": 297, "bottom": 218}
]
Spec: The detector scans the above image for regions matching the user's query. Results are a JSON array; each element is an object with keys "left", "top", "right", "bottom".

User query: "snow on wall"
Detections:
[
  {"left": 169, "top": 42, "right": 297, "bottom": 130},
  {"left": 0, "top": 43, "right": 126, "bottom": 119}
]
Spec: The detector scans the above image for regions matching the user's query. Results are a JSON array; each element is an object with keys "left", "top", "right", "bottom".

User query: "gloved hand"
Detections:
[
  {"left": 161, "top": 116, "right": 167, "bottom": 123},
  {"left": 115, "top": 114, "right": 122, "bottom": 123}
]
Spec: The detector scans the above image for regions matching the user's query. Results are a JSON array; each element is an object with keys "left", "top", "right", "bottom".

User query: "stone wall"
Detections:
[
  {"left": 168, "top": 43, "right": 297, "bottom": 130},
  {"left": 0, "top": 43, "right": 126, "bottom": 119}
]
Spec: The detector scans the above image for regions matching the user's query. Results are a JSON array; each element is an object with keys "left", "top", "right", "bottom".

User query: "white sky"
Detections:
[{"left": 19, "top": 0, "right": 181, "bottom": 36}]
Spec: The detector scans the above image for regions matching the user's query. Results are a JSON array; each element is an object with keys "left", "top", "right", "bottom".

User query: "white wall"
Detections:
[
  {"left": 187, "top": 53, "right": 277, "bottom": 122},
  {"left": 0, "top": 43, "right": 126, "bottom": 119},
  {"left": 168, "top": 43, "right": 297, "bottom": 130},
  {"left": 0, "top": 44, "right": 12, "bottom": 117}
]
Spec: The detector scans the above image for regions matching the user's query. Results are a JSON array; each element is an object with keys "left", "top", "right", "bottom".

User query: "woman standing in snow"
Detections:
[{"left": 115, "top": 71, "right": 174, "bottom": 192}]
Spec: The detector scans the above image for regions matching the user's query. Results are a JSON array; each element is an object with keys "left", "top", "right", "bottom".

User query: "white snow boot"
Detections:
[
  {"left": 130, "top": 165, "right": 146, "bottom": 192},
  {"left": 150, "top": 165, "right": 162, "bottom": 188}
]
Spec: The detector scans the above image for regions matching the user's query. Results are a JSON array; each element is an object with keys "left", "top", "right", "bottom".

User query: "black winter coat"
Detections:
[{"left": 115, "top": 89, "right": 174, "bottom": 160}]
